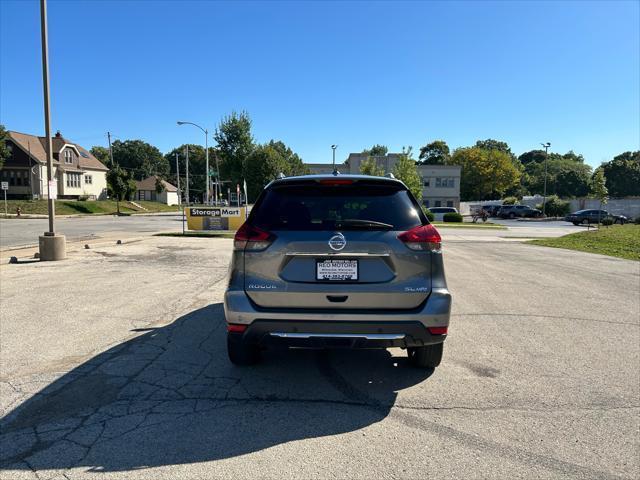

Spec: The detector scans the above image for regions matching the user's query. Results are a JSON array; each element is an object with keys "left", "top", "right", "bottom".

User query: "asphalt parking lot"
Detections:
[{"left": 1, "top": 229, "right": 638, "bottom": 479}]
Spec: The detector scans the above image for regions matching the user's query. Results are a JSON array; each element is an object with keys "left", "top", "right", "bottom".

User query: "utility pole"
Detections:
[
  {"left": 38, "top": 0, "right": 65, "bottom": 260},
  {"left": 108, "top": 131, "right": 119, "bottom": 215},
  {"left": 175, "top": 152, "right": 181, "bottom": 205},
  {"left": 185, "top": 145, "right": 190, "bottom": 205},
  {"left": 541, "top": 142, "right": 551, "bottom": 216}
]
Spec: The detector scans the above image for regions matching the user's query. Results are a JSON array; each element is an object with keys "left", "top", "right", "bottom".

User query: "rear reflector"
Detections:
[
  {"left": 428, "top": 326, "right": 448, "bottom": 335},
  {"left": 397, "top": 224, "right": 442, "bottom": 252},
  {"left": 234, "top": 223, "right": 275, "bottom": 251},
  {"left": 318, "top": 179, "right": 355, "bottom": 185},
  {"left": 227, "top": 324, "right": 248, "bottom": 333}
]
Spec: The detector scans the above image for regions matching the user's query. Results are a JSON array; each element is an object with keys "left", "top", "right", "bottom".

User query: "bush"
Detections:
[
  {"left": 443, "top": 212, "right": 463, "bottom": 222},
  {"left": 502, "top": 196, "right": 518, "bottom": 205},
  {"left": 423, "top": 207, "right": 434, "bottom": 222},
  {"left": 635, "top": 217, "right": 640, "bottom": 225},
  {"left": 535, "top": 195, "right": 570, "bottom": 217},
  {"left": 601, "top": 217, "right": 614, "bottom": 226}
]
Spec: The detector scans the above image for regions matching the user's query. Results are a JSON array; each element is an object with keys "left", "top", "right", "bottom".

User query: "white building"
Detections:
[
  {"left": 135, "top": 176, "right": 179, "bottom": 206},
  {"left": 2, "top": 131, "right": 108, "bottom": 200},
  {"left": 307, "top": 153, "right": 461, "bottom": 209}
]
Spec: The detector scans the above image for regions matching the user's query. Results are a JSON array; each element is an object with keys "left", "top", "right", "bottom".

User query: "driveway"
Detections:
[{"left": 0, "top": 235, "right": 638, "bottom": 479}]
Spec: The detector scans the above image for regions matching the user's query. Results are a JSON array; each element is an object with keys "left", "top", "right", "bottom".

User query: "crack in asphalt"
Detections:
[{"left": 1, "top": 301, "right": 635, "bottom": 478}]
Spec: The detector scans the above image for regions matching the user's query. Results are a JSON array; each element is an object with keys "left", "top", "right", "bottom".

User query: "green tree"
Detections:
[
  {"left": 214, "top": 111, "right": 255, "bottom": 189},
  {"left": 111, "top": 139, "right": 168, "bottom": 180},
  {"left": 475, "top": 139, "right": 513, "bottom": 155},
  {"left": 359, "top": 157, "right": 385, "bottom": 176},
  {"left": 106, "top": 165, "right": 136, "bottom": 202},
  {"left": 90, "top": 146, "right": 111, "bottom": 168},
  {"left": 164, "top": 144, "right": 209, "bottom": 203},
  {"left": 518, "top": 149, "right": 546, "bottom": 166},
  {"left": 393, "top": 148, "right": 422, "bottom": 202},
  {"left": 244, "top": 140, "right": 308, "bottom": 201},
  {"left": 362, "top": 144, "right": 388, "bottom": 156},
  {"left": 591, "top": 169, "right": 609, "bottom": 225},
  {"left": 418, "top": 140, "right": 450, "bottom": 165},
  {"left": 598, "top": 151, "right": 640, "bottom": 197},
  {"left": 0, "top": 125, "right": 11, "bottom": 170},
  {"left": 450, "top": 146, "right": 520, "bottom": 200},
  {"left": 523, "top": 152, "right": 591, "bottom": 198}
]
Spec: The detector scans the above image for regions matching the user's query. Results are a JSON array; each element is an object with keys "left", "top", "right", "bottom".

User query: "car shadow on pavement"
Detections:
[{"left": 0, "top": 303, "right": 432, "bottom": 473}]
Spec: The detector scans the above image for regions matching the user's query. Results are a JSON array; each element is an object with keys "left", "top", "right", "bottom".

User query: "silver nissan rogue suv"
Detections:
[{"left": 224, "top": 174, "right": 451, "bottom": 368}]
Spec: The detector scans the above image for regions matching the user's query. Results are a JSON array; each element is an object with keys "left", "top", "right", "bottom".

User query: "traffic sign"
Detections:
[{"left": 1, "top": 182, "right": 8, "bottom": 190}]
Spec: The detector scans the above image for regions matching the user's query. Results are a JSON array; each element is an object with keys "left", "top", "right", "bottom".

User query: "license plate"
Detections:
[{"left": 316, "top": 259, "right": 358, "bottom": 281}]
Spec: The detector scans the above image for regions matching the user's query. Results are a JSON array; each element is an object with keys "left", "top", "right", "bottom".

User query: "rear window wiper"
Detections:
[{"left": 335, "top": 219, "right": 394, "bottom": 229}]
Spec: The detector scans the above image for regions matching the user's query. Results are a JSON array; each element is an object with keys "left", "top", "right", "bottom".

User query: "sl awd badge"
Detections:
[{"left": 328, "top": 232, "right": 346, "bottom": 251}]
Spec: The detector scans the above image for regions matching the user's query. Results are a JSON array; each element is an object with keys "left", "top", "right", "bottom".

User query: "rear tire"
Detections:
[
  {"left": 581, "top": 218, "right": 589, "bottom": 225},
  {"left": 509, "top": 213, "right": 516, "bottom": 219},
  {"left": 227, "top": 333, "right": 260, "bottom": 366},
  {"left": 408, "top": 343, "right": 444, "bottom": 368}
]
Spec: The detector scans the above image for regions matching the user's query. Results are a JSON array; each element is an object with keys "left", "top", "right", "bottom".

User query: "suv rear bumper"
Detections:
[{"left": 224, "top": 288, "right": 451, "bottom": 348}]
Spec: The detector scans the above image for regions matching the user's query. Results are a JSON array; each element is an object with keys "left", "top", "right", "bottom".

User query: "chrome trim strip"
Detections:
[
  {"left": 269, "top": 332, "right": 406, "bottom": 340},
  {"left": 285, "top": 252, "right": 390, "bottom": 257}
]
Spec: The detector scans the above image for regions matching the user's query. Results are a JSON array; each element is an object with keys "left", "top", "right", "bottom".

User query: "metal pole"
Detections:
[
  {"left": 542, "top": 144, "right": 549, "bottom": 216},
  {"left": 331, "top": 145, "right": 337, "bottom": 171},
  {"left": 185, "top": 145, "right": 190, "bottom": 205},
  {"left": 175, "top": 152, "right": 181, "bottom": 205},
  {"left": 108, "top": 131, "right": 119, "bottom": 214},
  {"left": 215, "top": 149, "right": 221, "bottom": 206},
  {"left": 40, "top": 0, "right": 55, "bottom": 234},
  {"left": 205, "top": 130, "right": 210, "bottom": 204},
  {"left": 28, "top": 141, "right": 34, "bottom": 199},
  {"left": 3, "top": 190, "right": 6, "bottom": 217}
]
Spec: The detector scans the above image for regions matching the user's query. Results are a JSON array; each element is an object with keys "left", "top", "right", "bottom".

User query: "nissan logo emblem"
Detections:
[{"left": 328, "top": 233, "right": 346, "bottom": 251}]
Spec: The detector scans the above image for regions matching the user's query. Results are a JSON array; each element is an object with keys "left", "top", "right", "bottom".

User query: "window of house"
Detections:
[
  {"left": 434, "top": 200, "right": 442, "bottom": 207},
  {"left": 85, "top": 175, "right": 93, "bottom": 184},
  {"left": 447, "top": 200, "right": 454, "bottom": 207},
  {"left": 435, "top": 177, "right": 455, "bottom": 188},
  {"left": 422, "top": 178, "right": 430, "bottom": 187},
  {"left": 64, "top": 149, "right": 73, "bottom": 164},
  {"left": 423, "top": 199, "right": 430, "bottom": 207},
  {"left": 9, "top": 171, "right": 15, "bottom": 186},
  {"left": 66, "top": 172, "right": 81, "bottom": 188}
]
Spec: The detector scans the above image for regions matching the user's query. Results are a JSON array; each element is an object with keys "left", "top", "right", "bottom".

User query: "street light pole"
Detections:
[
  {"left": 177, "top": 121, "right": 209, "bottom": 204},
  {"left": 541, "top": 142, "right": 551, "bottom": 216},
  {"left": 38, "top": 0, "right": 65, "bottom": 260},
  {"left": 40, "top": 0, "right": 55, "bottom": 234},
  {"left": 331, "top": 144, "right": 338, "bottom": 173},
  {"left": 175, "top": 152, "right": 181, "bottom": 205}
]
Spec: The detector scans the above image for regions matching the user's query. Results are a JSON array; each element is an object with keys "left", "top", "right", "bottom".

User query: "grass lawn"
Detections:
[
  {"left": 432, "top": 222, "right": 507, "bottom": 230},
  {"left": 528, "top": 224, "right": 640, "bottom": 261},
  {"left": 1, "top": 199, "right": 179, "bottom": 216}
]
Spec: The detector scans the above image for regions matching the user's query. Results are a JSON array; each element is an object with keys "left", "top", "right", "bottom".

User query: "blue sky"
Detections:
[{"left": 1, "top": 0, "right": 638, "bottom": 167}]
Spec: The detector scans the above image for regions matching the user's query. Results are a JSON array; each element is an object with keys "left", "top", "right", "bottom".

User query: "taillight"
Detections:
[
  {"left": 227, "top": 324, "right": 248, "bottom": 333},
  {"left": 234, "top": 223, "right": 275, "bottom": 251},
  {"left": 428, "top": 326, "right": 448, "bottom": 335},
  {"left": 398, "top": 224, "right": 442, "bottom": 252}
]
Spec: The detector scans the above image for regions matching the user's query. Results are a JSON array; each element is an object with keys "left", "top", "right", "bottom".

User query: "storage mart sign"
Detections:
[
  {"left": 189, "top": 207, "right": 242, "bottom": 217},
  {"left": 186, "top": 207, "right": 245, "bottom": 231}
]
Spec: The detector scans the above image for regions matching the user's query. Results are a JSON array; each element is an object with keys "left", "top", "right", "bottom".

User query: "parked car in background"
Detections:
[
  {"left": 565, "top": 209, "right": 628, "bottom": 225},
  {"left": 482, "top": 205, "right": 502, "bottom": 217},
  {"left": 428, "top": 207, "right": 459, "bottom": 221},
  {"left": 497, "top": 205, "right": 542, "bottom": 219}
]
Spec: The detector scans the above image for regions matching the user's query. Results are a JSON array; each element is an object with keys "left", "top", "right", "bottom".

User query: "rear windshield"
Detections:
[{"left": 250, "top": 183, "right": 426, "bottom": 231}]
